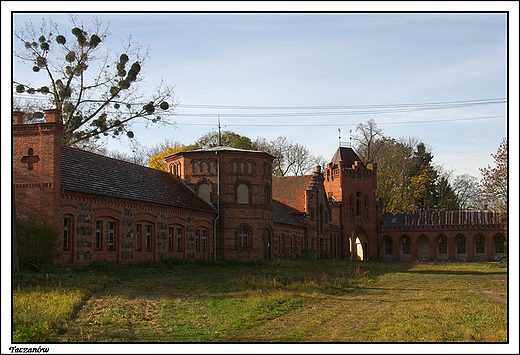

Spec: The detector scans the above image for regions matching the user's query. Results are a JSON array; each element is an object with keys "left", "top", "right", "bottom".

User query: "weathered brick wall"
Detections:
[
  {"left": 273, "top": 224, "right": 305, "bottom": 257},
  {"left": 324, "top": 159, "right": 379, "bottom": 260},
  {"left": 13, "top": 110, "right": 63, "bottom": 234},
  {"left": 167, "top": 148, "right": 275, "bottom": 261},
  {"left": 379, "top": 211, "right": 506, "bottom": 261},
  {"left": 60, "top": 192, "right": 215, "bottom": 265}
]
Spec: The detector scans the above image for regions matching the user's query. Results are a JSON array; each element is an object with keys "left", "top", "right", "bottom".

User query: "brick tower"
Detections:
[
  {"left": 323, "top": 146, "right": 378, "bottom": 260},
  {"left": 12, "top": 110, "right": 64, "bottom": 232},
  {"left": 165, "top": 147, "right": 275, "bottom": 261}
]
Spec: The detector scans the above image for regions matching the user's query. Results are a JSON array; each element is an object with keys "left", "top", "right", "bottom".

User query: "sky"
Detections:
[{"left": 5, "top": 4, "right": 516, "bottom": 180}]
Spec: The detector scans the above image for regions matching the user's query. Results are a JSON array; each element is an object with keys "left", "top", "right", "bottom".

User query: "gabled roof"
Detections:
[
  {"left": 330, "top": 146, "right": 365, "bottom": 168},
  {"left": 61, "top": 147, "right": 216, "bottom": 213},
  {"left": 272, "top": 175, "right": 312, "bottom": 213},
  {"left": 273, "top": 200, "right": 306, "bottom": 228}
]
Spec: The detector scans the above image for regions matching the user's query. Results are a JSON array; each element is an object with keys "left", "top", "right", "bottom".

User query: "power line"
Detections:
[
  {"left": 173, "top": 115, "right": 505, "bottom": 128},
  {"left": 12, "top": 94, "right": 507, "bottom": 122},
  {"left": 176, "top": 98, "right": 506, "bottom": 110}
]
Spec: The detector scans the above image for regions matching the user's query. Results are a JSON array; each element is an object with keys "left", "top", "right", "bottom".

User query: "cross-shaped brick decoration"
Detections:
[{"left": 21, "top": 148, "right": 40, "bottom": 171}]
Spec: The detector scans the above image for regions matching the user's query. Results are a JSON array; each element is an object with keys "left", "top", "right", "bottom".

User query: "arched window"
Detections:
[
  {"left": 401, "top": 236, "right": 411, "bottom": 254},
  {"left": 475, "top": 235, "right": 486, "bottom": 254},
  {"left": 237, "top": 184, "right": 249, "bottom": 204},
  {"left": 384, "top": 236, "right": 393, "bottom": 254},
  {"left": 145, "top": 224, "right": 153, "bottom": 251},
  {"left": 248, "top": 162, "right": 252, "bottom": 174},
  {"left": 233, "top": 162, "right": 238, "bottom": 173},
  {"left": 349, "top": 194, "right": 354, "bottom": 220},
  {"left": 198, "top": 184, "right": 211, "bottom": 204},
  {"left": 62, "top": 216, "right": 72, "bottom": 250},
  {"left": 319, "top": 203, "right": 324, "bottom": 233},
  {"left": 209, "top": 161, "right": 215, "bottom": 173},
  {"left": 193, "top": 161, "right": 199, "bottom": 174},
  {"left": 438, "top": 236, "right": 448, "bottom": 254},
  {"left": 201, "top": 161, "right": 207, "bottom": 173},
  {"left": 456, "top": 235, "right": 466, "bottom": 254},
  {"left": 494, "top": 235, "right": 506, "bottom": 254},
  {"left": 237, "top": 228, "right": 249, "bottom": 249},
  {"left": 264, "top": 184, "right": 271, "bottom": 205},
  {"left": 240, "top": 162, "right": 245, "bottom": 174}
]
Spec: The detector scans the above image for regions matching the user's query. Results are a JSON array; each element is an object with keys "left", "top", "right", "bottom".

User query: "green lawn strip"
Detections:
[
  {"left": 12, "top": 272, "right": 118, "bottom": 342},
  {"left": 348, "top": 264, "right": 507, "bottom": 342},
  {"left": 13, "top": 260, "right": 508, "bottom": 342}
]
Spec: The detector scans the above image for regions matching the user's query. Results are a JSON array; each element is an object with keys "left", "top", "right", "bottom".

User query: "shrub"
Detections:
[{"left": 16, "top": 219, "right": 61, "bottom": 272}]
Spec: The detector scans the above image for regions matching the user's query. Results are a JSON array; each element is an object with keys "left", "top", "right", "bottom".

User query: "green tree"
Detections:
[
  {"left": 195, "top": 130, "right": 254, "bottom": 150},
  {"left": 13, "top": 15, "right": 175, "bottom": 147},
  {"left": 374, "top": 137, "right": 416, "bottom": 213},
  {"left": 17, "top": 219, "right": 61, "bottom": 271},
  {"left": 435, "top": 174, "right": 459, "bottom": 210},
  {"left": 408, "top": 142, "right": 439, "bottom": 210},
  {"left": 147, "top": 131, "right": 252, "bottom": 172}
]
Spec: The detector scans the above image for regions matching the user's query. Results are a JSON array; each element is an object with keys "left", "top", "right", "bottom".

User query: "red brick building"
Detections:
[
  {"left": 12, "top": 110, "right": 506, "bottom": 264},
  {"left": 14, "top": 110, "right": 217, "bottom": 265}
]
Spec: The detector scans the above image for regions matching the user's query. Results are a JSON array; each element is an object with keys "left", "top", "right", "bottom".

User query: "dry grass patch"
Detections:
[{"left": 13, "top": 260, "right": 508, "bottom": 343}]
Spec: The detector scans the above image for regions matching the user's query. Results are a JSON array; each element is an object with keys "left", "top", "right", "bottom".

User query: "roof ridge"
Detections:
[{"left": 62, "top": 146, "right": 169, "bottom": 175}]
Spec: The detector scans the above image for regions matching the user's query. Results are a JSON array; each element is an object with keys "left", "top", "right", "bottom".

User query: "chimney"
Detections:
[
  {"left": 13, "top": 111, "right": 25, "bottom": 125},
  {"left": 44, "top": 109, "right": 62, "bottom": 123}
]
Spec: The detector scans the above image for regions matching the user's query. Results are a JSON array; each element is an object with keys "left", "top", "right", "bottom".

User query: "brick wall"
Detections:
[
  {"left": 167, "top": 148, "right": 275, "bottom": 261},
  {"left": 324, "top": 156, "right": 379, "bottom": 260},
  {"left": 60, "top": 192, "right": 215, "bottom": 264},
  {"left": 13, "top": 110, "right": 64, "bottom": 234}
]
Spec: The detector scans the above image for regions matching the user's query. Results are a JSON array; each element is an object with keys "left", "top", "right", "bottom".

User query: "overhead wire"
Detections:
[{"left": 12, "top": 94, "right": 506, "bottom": 126}]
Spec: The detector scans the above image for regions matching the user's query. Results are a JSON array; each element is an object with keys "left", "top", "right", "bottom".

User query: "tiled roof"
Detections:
[
  {"left": 273, "top": 200, "right": 306, "bottom": 228},
  {"left": 272, "top": 175, "right": 312, "bottom": 213},
  {"left": 330, "top": 147, "right": 365, "bottom": 168},
  {"left": 380, "top": 211, "right": 505, "bottom": 228},
  {"left": 61, "top": 147, "right": 216, "bottom": 213}
]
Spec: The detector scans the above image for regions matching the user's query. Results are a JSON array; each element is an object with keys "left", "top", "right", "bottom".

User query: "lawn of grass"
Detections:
[{"left": 11, "top": 259, "right": 508, "bottom": 344}]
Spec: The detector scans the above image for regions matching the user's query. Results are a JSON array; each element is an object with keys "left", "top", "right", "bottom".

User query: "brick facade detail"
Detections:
[{"left": 12, "top": 110, "right": 506, "bottom": 264}]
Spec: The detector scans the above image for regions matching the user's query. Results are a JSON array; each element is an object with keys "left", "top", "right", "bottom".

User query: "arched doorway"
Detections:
[
  {"left": 455, "top": 234, "right": 467, "bottom": 260},
  {"left": 350, "top": 228, "right": 369, "bottom": 261},
  {"left": 381, "top": 235, "right": 393, "bottom": 261},
  {"left": 436, "top": 235, "right": 448, "bottom": 261},
  {"left": 417, "top": 235, "right": 430, "bottom": 260},
  {"left": 399, "top": 235, "right": 411, "bottom": 261}
]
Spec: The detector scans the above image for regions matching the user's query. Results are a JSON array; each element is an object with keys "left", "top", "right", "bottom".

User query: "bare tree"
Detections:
[
  {"left": 352, "top": 119, "right": 385, "bottom": 166},
  {"left": 478, "top": 138, "right": 507, "bottom": 210},
  {"left": 452, "top": 174, "right": 480, "bottom": 210},
  {"left": 13, "top": 15, "right": 176, "bottom": 147},
  {"left": 253, "top": 136, "right": 316, "bottom": 176}
]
